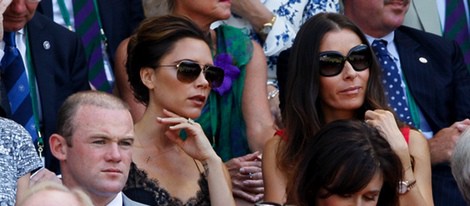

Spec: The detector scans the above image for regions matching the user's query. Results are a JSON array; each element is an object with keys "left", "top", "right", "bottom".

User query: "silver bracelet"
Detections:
[{"left": 268, "top": 89, "right": 279, "bottom": 100}]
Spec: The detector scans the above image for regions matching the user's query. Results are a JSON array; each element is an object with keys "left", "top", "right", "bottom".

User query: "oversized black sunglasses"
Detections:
[
  {"left": 158, "top": 60, "right": 225, "bottom": 88},
  {"left": 318, "top": 44, "right": 372, "bottom": 77}
]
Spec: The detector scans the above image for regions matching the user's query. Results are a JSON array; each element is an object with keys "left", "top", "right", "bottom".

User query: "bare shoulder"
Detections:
[
  {"left": 409, "top": 129, "right": 429, "bottom": 145},
  {"left": 117, "top": 38, "right": 130, "bottom": 53},
  {"left": 264, "top": 135, "right": 282, "bottom": 153},
  {"left": 263, "top": 135, "right": 284, "bottom": 163},
  {"left": 408, "top": 129, "right": 430, "bottom": 155}
]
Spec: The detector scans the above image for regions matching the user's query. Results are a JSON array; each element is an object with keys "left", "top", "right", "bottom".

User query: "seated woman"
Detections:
[
  {"left": 0, "top": 117, "right": 42, "bottom": 205},
  {"left": 114, "top": 0, "right": 274, "bottom": 203},
  {"left": 263, "top": 12, "right": 433, "bottom": 205},
  {"left": 290, "top": 119, "right": 402, "bottom": 206},
  {"left": 122, "top": 15, "right": 234, "bottom": 205}
]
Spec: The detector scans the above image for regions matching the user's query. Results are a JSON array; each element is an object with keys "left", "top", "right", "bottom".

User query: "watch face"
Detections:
[
  {"left": 398, "top": 181, "right": 407, "bottom": 194},
  {"left": 261, "top": 26, "right": 272, "bottom": 35}
]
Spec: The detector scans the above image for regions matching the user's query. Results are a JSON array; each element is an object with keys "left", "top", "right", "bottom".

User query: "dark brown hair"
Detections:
[
  {"left": 127, "top": 15, "right": 209, "bottom": 105},
  {"left": 278, "top": 12, "right": 400, "bottom": 180},
  {"left": 290, "top": 119, "right": 402, "bottom": 206}
]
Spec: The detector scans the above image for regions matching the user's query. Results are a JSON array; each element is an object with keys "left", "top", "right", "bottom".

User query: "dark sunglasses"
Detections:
[
  {"left": 318, "top": 44, "right": 372, "bottom": 77},
  {"left": 158, "top": 60, "right": 225, "bottom": 88}
]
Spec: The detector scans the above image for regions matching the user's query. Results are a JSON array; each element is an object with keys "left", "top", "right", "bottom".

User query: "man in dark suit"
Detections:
[
  {"left": 37, "top": 0, "right": 144, "bottom": 91},
  {"left": 342, "top": 0, "right": 470, "bottom": 205},
  {"left": 1, "top": 0, "right": 90, "bottom": 173}
]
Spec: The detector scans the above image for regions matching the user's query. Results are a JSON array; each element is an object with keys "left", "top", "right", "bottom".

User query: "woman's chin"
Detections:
[{"left": 183, "top": 109, "right": 203, "bottom": 120}]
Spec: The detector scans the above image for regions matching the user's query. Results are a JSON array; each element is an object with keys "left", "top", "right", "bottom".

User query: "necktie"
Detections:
[
  {"left": 444, "top": 0, "right": 470, "bottom": 72},
  {"left": 73, "top": 0, "right": 112, "bottom": 92},
  {"left": 371, "top": 40, "right": 414, "bottom": 126},
  {"left": 0, "top": 32, "right": 39, "bottom": 141}
]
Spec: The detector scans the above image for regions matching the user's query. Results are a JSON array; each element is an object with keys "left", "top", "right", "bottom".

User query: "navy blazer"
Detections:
[
  {"left": 395, "top": 26, "right": 470, "bottom": 206},
  {"left": 27, "top": 13, "right": 90, "bottom": 172},
  {"left": 37, "top": 0, "right": 145, "bottom": 66},
  {"left": 395, "top": 26, "right": 470, "bottom": 133}
]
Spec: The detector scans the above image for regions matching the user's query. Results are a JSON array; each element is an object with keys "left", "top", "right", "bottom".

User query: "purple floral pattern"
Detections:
[{"left": 212, "top": 53, "right": 240, "bottom": 95}]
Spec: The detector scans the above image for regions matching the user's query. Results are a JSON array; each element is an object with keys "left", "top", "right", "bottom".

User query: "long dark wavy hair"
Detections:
[
  {"left": 278, "top": 12, "right": 401, "bottom": 191},
  {"left": 290, "top": 120, "right": 402, "bottom": 206}
]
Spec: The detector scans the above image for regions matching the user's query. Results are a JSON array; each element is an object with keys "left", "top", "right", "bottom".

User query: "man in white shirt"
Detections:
[{"left": 49, "top": 91, "right": 135, "bottom": 206}]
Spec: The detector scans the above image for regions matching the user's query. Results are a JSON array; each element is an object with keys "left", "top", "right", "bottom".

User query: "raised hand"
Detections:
[
  {"left": 428, "top": 119, "right": 470, "bottom": 164},
  {"left": 365, "top": 109, "right": 411, "bottom": 163},
  {"left": 0, "top": 0, "right": 12, "bottom": 39},
  {"left": 225, "top": 151, "right": 264, "bottom": 203},
  {"left": 157, "top": 109, "right": 218, "bottom": 162}
]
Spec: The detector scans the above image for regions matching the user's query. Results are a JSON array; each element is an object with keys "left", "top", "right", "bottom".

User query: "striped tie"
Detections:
[
  {"left": 444, "top": 0, "right": 470, "bottom": 72},
  {"left": 73, "top": 0, "right": 112, "bottom": 92},
  {"left": 1, "top": 32, "right": 39, "bottom": 141}
]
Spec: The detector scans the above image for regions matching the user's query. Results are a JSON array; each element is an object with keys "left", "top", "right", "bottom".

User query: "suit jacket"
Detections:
[
  {"left": 403, "top": 0, "right": 441, "bottom": 36},
  {"left": 37, "top": 0, "right": 145, "bottom": 66},
  {"left": 27, "top": 13, "right": 90, "bottom": 172},
  {"left": 396, "top": 26, "right": 470, "bottom": 206},
  {"left": 395, "top": 26, "right": 470, "bottom": 133}
]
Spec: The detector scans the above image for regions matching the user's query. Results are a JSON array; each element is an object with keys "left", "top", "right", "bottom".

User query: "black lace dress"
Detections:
[{"left": 123, "top": 163, "right": 211, "bottom": 206}]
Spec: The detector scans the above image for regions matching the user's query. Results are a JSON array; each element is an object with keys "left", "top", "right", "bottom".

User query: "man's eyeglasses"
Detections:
[
  {"left": 319, "top": 44, "right": 372, "bottom": 77},
  {"left": 158, "top": 60, "right": 225, "bottom": 88}
]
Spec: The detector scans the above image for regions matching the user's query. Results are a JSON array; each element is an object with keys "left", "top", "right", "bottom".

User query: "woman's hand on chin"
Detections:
[{"left": 157, "top": 109, "right": 218, "bottom": 161}]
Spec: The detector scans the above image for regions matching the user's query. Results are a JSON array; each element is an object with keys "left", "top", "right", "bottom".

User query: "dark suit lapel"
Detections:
[
  {"left": 26, "top": 13, "right": 56, "bottom": 129},
  {"left": 97, "top": 0, "right": 110, "bottom": 32},
  {"left": 96, "top": 0, "right": 116, "bottom": 57},
  {"left": 37, "top": 0, "right": 54, "bottom": 18},
  {"left": 394, "top": 29, "right": 432, "bottom": 107}
]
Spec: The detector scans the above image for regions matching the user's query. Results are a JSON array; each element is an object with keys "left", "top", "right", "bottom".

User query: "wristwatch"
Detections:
[
  {"left": 259, "top": 15, "right": 276, "bottom": 36},
  {"left": 398, "top": 180, "right": 417, "bottom": 194}
]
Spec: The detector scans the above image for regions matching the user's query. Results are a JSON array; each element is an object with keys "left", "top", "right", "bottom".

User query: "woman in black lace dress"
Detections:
[{"left": 122, "top": 15, "right": 234, "bottom": 206}]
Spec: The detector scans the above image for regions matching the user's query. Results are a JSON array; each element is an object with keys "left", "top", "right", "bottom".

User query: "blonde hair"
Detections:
[
  {"left": 452, "top": 128, "right": 470, "bottom": 204},
  {"left": 18, "top": 181, "right": 94, "bottom": 206},
  {"left": 142, "top": 0, "right": 171, "bottom": 17}
]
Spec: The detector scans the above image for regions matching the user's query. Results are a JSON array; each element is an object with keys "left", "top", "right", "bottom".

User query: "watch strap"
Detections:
[
  {"left": 259, "top": 15, "right": 277, "bottom": 35},
  {"left": 398, "top": 179, "right": 417, "bottom": 194}
]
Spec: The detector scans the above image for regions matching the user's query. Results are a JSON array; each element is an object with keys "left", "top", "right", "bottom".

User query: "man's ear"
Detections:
[{"left": 49, "top": 134, "right": 68, "bottom": 160}]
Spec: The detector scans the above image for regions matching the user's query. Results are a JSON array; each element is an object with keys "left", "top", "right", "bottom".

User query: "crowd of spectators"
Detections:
[{"left": 1, "top": 0, "right": 469, "bottom": 206}]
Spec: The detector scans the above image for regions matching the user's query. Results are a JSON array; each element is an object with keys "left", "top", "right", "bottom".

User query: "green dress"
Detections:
[{"left": 196, "top": 24, "right": 254, "bottom": 162}]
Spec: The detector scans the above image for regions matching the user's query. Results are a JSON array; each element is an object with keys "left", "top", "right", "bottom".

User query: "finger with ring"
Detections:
[{"left": 249, "top": 172, "right": 254, "bottom": 179}]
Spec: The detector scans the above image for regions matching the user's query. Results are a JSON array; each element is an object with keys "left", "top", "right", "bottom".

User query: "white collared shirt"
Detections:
[
  {"left": 0, "top": 29, "right": 27, "bottom": 65},
  {"left": 106, "top": 192, "right": 123, "bottom": 206}
]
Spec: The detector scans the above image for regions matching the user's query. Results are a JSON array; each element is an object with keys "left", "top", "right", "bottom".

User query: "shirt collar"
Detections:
[
  {"left": 365, "top": 31, "right": 400, "bottom": 61},
  {"left": 365, "top": 31, "right": 395, "bottom": 46},
  {"left": 106, "top": 192, "right": 123, "bottom": 206},
  {"left": 17, "top": 28, "right": 25, "bottom": 36}
]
